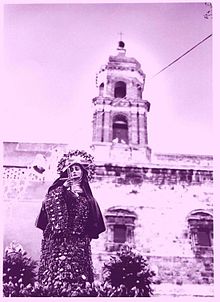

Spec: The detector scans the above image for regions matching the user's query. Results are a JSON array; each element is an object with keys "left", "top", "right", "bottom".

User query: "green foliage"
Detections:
[
  {"left": 3, "top": 242, "right": 155, "bottom": 297},
  {"left": 3, "top": 248, "right": 38, "bottom": 297},
  {"left": 7, "top": 280, "right": 99, "bottom": 297},
  {"left": 102, "top": 245, "right": 154, "bottom": 297},
  {"left": 3, "top": 279, "right": 126, "bottom": 297}
]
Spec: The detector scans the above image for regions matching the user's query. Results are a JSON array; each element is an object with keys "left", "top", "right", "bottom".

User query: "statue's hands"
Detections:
[
  {"left": 63, "top": 179, "right": 74, "bottom": 188},
  {"left": 63, "top": 180, "right": 82, "bottom": 196}
]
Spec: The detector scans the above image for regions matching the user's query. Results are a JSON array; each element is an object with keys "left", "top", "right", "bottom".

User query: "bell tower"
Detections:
[{"left": 91, "top": 40, "right": 151, "bottom": 165}]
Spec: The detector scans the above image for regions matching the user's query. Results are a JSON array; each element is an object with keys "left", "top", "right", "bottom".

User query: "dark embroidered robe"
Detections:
[{"left": 36, "top": 186, "right": 105, "bottom": 288}]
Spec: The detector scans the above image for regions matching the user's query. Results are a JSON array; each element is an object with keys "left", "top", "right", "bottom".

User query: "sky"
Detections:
[{"left": 2, "top": 1, "right": 213, "bottom": 155}]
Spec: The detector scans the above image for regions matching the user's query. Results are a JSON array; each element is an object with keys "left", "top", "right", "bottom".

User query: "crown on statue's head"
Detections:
[{"left": 57, "top": 150, "right": 95, "bottom": 180}]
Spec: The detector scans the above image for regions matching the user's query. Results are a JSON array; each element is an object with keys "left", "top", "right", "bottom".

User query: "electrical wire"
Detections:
[{"left": 150, "top": 34, "right": 212, "bottom": 80}]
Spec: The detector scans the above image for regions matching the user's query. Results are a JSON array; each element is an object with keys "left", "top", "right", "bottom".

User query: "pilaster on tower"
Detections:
[{"left": 91, "top": 40, "right": 151, "bottom": 166}]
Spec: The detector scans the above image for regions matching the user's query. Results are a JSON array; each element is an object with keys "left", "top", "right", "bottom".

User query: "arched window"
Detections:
[
  {"left": 99, "top": 83, "right": 104, "bottom": 97},
  {"left": 112, "top": 115, "right": 128, "bottom": 144},
  {"left": 187, "top": 210, "right": 213, "bottom": 256},
  {"left": 137, "top": 84, "right": 142, "bottom": 98},
  {"left": 105, "top": 208, "right": 137, "bottom": 252},
  {"left": 114, "top": 81, "right": 126, "bottom": 98}
]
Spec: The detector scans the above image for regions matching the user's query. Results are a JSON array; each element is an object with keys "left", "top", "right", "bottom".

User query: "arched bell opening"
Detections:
[
  {"left": 112, "top": 114, "right": 128, "bottom": 144},
  {"left": 99, "top": 83, "right": 104, "bottom": 96},
  {"left": 114, "top": 81, "right": 126, "bottom": 98}
]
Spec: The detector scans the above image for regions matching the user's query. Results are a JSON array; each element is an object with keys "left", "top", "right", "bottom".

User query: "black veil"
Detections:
[{"left": 36, "top": 164, "right": 105, "bottom": 239}]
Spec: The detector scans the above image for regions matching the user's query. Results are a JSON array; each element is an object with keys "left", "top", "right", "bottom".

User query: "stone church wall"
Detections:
[
  {"left": 90, "top": 174, "right": 213, "bottom": 285},
  {"left": 3, "top": 142, "right": 213, "bottom": 296}
]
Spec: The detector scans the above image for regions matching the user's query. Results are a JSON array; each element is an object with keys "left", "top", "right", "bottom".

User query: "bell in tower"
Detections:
[{"left": 91, "top": 40, "right": 151, "bottom": 165}]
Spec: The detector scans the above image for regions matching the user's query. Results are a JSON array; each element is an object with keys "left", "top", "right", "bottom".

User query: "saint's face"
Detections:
[{"left": 68, "top": 164, "right": 83, "bottom": 180}]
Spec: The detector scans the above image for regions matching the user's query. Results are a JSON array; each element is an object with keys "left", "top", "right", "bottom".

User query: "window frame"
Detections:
[
  {"left": 187, "top": 211, "right": 213, "bottom": 256},
  {"left": 104, "top": 208, "right": 137, "bottom": 252}
]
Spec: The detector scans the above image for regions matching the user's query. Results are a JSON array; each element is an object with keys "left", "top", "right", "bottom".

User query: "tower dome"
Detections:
[
  {"left": 96, "top": 41, "right": 145, "bottom": 92},
  {"left": 92, "top": 41, "right": 151, "bottom": 165}
]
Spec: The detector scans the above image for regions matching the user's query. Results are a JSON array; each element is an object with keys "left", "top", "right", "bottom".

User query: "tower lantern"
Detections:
[{"left": 92, "top": 40, "right": 151, "bottom": 165}]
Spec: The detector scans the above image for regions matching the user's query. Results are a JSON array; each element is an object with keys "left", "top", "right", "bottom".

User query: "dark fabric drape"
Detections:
[{"left": 35, "top": 164, "right": 105, "bottom": 239}]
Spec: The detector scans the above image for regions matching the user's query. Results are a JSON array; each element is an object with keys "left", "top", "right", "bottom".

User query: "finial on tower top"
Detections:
[
  {"left": 118, "top": 32, "right": 125, "bottom": 47},
  {"left": 117, "top": 32, "right": 126, "bottom": 54},
  {"left": 119, "top": 31, "right": 124, "bottom": 41},
  {"left": 119, "top": 40, "right": 125, "bottom": 48}
]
